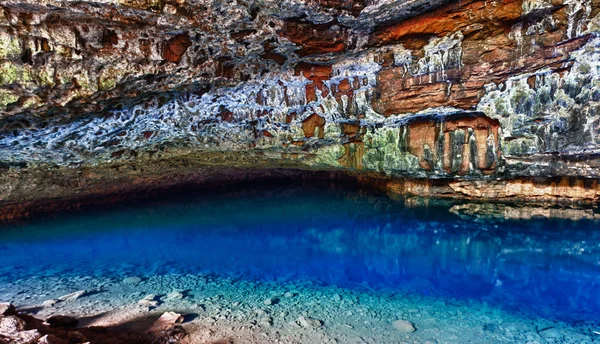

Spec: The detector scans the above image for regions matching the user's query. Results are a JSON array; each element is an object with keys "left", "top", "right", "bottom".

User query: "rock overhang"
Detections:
[{"left": 1, "top": 0, "right": 600, "bottom": 213}]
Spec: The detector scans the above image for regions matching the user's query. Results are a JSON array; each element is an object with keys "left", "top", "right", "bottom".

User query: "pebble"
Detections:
[
  {"left": 284, "top": 292, "right": 295, "bottom": 298},
  {"left": 392, "top": 320, "right": 416, "bottom": 333},
  {"left": 332, "top": 294, "right": 342, "bottom": 302}
]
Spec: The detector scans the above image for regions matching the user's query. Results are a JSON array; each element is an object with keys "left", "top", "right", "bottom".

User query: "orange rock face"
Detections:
[
  {"left": 294, "top": 63, "right": 332, "bottom": 102},
  {"left": 302, "top": 113, "right": 326, "bottom": 138},
  {"left": 376, "top": 177, "right": 600, "bottom": 204},
  {"left": 281, "top": 20, "right": 348, "bottom": 56},
  {"left": 370, "top": 0, "right": 591, "bottom": 115},
  {"left": 163, "top": 33, "right": 192, "bottom": 63},
  {"left": 371, "top": 0, "right": 524, "bottom": 46},
  {"left": 402, "top": 114, "right": 500, "bottom": 174}
]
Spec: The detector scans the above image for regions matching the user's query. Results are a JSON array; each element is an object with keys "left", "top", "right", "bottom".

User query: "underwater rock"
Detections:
[
  {"left": 137, "top": 294, "right": 158, "bottom": 307},
  {"left": 165, "top": 290, "right": 184, "bottom": 301},
  {"left": 122, "top": 276, "right": 142, "bottom": 285},
  {"left": 539, "top": 327, "right": 562, "bottom": 339},
  {"left": 41, "top": 299, "right": 58, "bottom": 308},
  {"left": 297, "top": 316, "right": 323, "bottom": 328},
  {"left": 57, "top": 290, "right": 86, "bottom": 302},
  {"left": 392, "top": 320, "right": 416, "bottom": 333},
  {"left": 263, "top": 298, "right": 278, "bottom": 306}
]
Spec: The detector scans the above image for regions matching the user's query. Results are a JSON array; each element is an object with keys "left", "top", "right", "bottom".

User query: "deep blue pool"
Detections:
[{"left": 0, "top": 183, "right": 599, "bottom": 324}]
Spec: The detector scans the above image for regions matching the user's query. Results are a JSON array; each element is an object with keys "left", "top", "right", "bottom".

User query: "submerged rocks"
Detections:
[
  {"left": 298, "top": 316, "right": 323, "bottom": 329},
  {"left": 392, "top": 319, "right": 416, "bottom": 333},
  {"left": 41, "top": 300, "right": 58, "bottom": 308},
  {"left": 263, "top": 298, "right": 279, "bottom": 306},
  {"left": 122, "top": 276, "right": 142, "bottom": 285},
  {"left": 58, "top": 290, "right": 86, "bottom": 302},
  {"left": 165, "top": 290, "right": 184, "bottom": 301},
  {"left": 138, "top": 294, "right": 158, "bottom": 307}
]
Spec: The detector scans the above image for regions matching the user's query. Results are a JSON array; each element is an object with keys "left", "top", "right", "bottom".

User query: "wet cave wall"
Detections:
[{"left": 1, "top": 0, "right": 600, "bottom": 217}]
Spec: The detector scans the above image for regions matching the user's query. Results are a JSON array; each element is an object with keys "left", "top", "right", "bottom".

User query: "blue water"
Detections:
[{"left": 1, "top": 183, "right": 599, "bottom": 324}]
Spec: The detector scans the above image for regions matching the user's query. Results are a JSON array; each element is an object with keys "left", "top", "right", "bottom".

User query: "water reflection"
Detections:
[{"left": 0, "top": 184, "right": 599, "bottom": 322}]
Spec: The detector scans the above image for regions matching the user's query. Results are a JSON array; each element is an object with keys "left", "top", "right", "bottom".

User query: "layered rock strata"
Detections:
[{"left": 1, "top": 0, "right": 600, "bottom": 215}]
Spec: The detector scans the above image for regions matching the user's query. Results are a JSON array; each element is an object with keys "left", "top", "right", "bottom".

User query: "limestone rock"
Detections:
[
  {"left": 0, "top": 302, "right": 17, "bottom": 315},
  {"left": 37, "top": 334, "right": 67, "bottom": 344},
  {"left": 58, "top": 290, "right": 86, "bottom": 302},
  {"left": 122, "top": 276, "right": 142, "bottom": 285},
  {"left": 42, "top": 300, "right": 58, "bottom": 307},
  {"left": 392, "top": 320, "right": 416, "bottom": 333},
  {"left": 263, "top": 298, "right": 278, "bottom": 306},
  {"left": 148, "top": 312, "right": 184, "bottom": 333},
  {"left": 1, "top": 0, "right": 600, "bottom": 217},
  {"left": 138, "top": 294, "right": 158, "bottom": 307},
  {"left": 15, "top": 329, "right": 41, "bottom": 344},
  {"left": 0, "top": 315, "right": 26, "bottom": 337},
  {"left": 297, "top": 316, "right": 322, "bottom": 329},
  {"left": 165, "top": 290, "right": 183, "bottom": 300}
]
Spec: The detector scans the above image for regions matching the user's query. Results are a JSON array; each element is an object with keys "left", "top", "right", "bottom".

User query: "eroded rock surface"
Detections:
[{"left": 1, "top": 0, "right": 600, "bottom": 214}]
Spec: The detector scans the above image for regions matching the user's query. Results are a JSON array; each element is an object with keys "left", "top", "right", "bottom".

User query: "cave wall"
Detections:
[{"left": 2, "top": 0, "right": 600, "bottom": 211}]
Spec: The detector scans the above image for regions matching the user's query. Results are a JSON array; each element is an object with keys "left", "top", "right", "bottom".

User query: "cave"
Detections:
[{"left": 1, "top": 0, "right": 600, "bottom": 343}]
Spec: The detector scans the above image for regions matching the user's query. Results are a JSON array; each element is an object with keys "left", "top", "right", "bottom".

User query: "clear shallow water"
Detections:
[{"left": 1, "top": 183, "right": 599, "bottom": 325}]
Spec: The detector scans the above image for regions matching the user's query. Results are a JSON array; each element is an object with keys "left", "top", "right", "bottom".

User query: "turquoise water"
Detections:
[{"left": 0, "top": 183, "right": 599, "bottom": 325}]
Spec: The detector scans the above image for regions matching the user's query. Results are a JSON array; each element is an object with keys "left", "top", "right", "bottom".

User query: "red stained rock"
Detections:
[
  {"left": 371, "top": 0, "right": 591, "bottom": 116},
  {"left": 163, "top": 33, "right": 191, "bottom": 63},
  {"left": 294, "top": 63, "right": 333, "bottom": 103},
  {"left": 302, "top": 113, "right": 326, "bottom": 139},
  {"left": 403, "top": 114, "right": 500, "bottom": 174},
  {"left": 281, "top": 20, "right": 348, "bottom": 56},
  {"left": 371, "top": 0, "right": 524, "bottom": 46}
]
